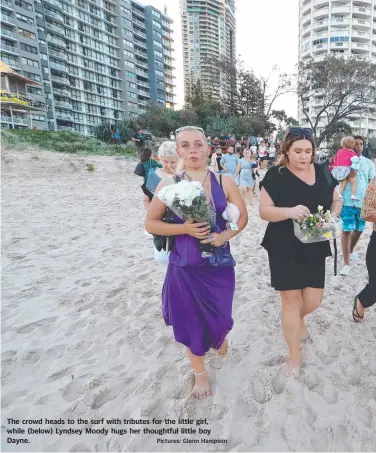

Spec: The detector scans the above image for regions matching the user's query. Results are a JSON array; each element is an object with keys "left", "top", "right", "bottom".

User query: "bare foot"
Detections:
[
  {"left": 215, "top": 338, "right": 229, "bottom": 358},
  {"left": 283, "top": 361, "right": 300, "bottom": 380},
  {"left": 192, "top": 372, "right": 212, "bottom": 399}
]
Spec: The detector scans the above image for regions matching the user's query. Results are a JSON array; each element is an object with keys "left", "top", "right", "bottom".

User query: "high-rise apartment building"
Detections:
[
  {"left": 299, "top": 0, "right": 376, "bottom": 138},
  {"left": 181, "top": 0, "right": 236, "bottom": 102},
  {"left": 1, "top": 0, "right": 176, "bottom": 135}
]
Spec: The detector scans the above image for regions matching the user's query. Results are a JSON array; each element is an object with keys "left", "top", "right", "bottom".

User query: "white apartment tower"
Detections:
[
  {"left": 181, "top": 0, "right": 236, "bottom": 102},
  {"left": 299, "top": 0, "right": 376, "bottom": 137}
]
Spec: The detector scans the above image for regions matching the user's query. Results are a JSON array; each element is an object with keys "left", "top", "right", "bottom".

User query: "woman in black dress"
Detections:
[{"left": 259, "top": 128, "right": 342, "bottom": 379}]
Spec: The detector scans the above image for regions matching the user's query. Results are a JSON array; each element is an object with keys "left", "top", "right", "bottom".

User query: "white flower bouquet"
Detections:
[
  {"left": 157, "top": 179, "right": 217, "bottom": 256},
  {"left": 293, "top": 205, "right": 343, "bottom": 244}
]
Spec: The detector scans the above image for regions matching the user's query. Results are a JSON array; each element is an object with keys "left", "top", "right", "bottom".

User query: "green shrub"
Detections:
[{"left": 1, "top": 129, "right": 138, "bottom": 158}]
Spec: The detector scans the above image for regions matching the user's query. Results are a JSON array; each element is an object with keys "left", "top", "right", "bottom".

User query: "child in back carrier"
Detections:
[{"left": 330, "top": 136, "right": 360, "bottom": 201}]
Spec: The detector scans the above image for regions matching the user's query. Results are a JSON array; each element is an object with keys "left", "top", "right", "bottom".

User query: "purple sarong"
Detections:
[{"left": 162, "top": 171, "right": 235, "bottom": 356}]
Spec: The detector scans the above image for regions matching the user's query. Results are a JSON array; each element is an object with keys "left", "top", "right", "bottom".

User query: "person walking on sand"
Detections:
[
  {"left": 234, "top": 148, "right": 256, "bottom": 206},
  {"left": 339, "top": 135, "right": 375, "bottom": 276},
  {"left": 220, "top": 146, "right": 239, "bottom": 179},
  {"left": 145, "top": 126, "right": 248, "bottom": 398},
  {"left": 352, "top": 177, "right": 376, "bottom": 322},
  {"left": 259, "top": 127, "right": 342, "bottom": 379}
]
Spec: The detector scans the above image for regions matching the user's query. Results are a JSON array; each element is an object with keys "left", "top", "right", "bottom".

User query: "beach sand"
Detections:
[{"left": 1, "top": 149, "right": 375, "bottom": 452}]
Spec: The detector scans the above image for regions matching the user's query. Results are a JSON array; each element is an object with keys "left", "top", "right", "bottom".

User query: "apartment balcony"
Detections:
[
  {"left": 312, "top": 42, "right": 328, "bottom": 53},
  {"left": 313, "top": 8, "right": 329, "bottom": 20},
  {"left": 0, "top": 29, "right": 16, "bottom": 40},
  {"left": 51, "top": 75, "right": 70, "bottom": 85},
  {"left": 136, "top": 80, "right": 149, "bottom": 89},
  {"left": 49, "top": 49, "right": 67, "bottom": 61},
  {"left": 1, "top": 0, "right": 13, "bottom": 11},
  {"left": 0, "top": 43, "right": 18, "bottom": 55},
  {"left": 44, "top": 9, "right": 64, "bottom": 23},
  {"left": 50, "top": 61, "right": 68, "bottom": 72},
  {"left": 1, "top": 13, "right": 16, "bottom": 25},
  {"left": 55, "top": 100, "right": 72, "bottom": 109},
  {"left": 55, "top": 112, "right": 73, "bottom": 120},
  {"left": 47, "top": 34, "right": 66, "bottom": 47},
  {"left": 353, "top": 18, "right": 371, "bottom": 29},
  {"left": 166, "top": 95, "right": 175, "bottom": 103},
  {"left": 352, "top": 6, "right": 371, "bottom": 17},
  {"left": 46, "top": 22, "right": 65, "bottom": 35},
  {"left": 138, "top": 99, "right": 148, "bottom": 106},
  {"left": 164, "top": 58, "right": 174, "bottom": 68},
  {"left": 135, "top": 60, "right": 148, "bottom": 70},
  {"left": 1, "top": 115, "right": 29, "bottom": 126},
  {"left": 162, "top": 40, "right": 172, "bottom": 49},
  {"left": 45, "top": 0, "right": 62, "bottom": 9},
  {"left": 352, "top": 30, "right": 370, "bottom": 40},
  {"left": 132, "top": 7, "right": 145, "bottom": 20},
  {"left": 352, "top": 42, "right": 370, "bottom": 52},
  {"left": 134, "top": 39, "right": 147, "bottom": 50},
  {"left": 136, "top": 70, "right": 149, "bottom": 80},
  {"left": 135, "top": 48, "right": 147, "bottom": 59},
  {"left": 302, "top": 3, "right": 311, "bottom": 15},
  {"left": 57, "top": 125, "right": 73, "bottom": 131},
  {"left": 313, "top": 0, "right": 329, "bottom": 6},
  {"left": 331, "top": 5, "right": 351, "bottom": 15},
  {"left": 330, "top": 41, "right": 349, "bottom": 49},
  {"left": 133, "top": 18, "right": 146, "bottom": 29},
  {"left": 133, "top": 28, "right": 147, "bottom": 40},
  {"left": 53, "top": 87, "right": 70, "bottom": 97},
  {"left": 302, "top": 14, "right": 311, "bottom": 26},
  {"left": 1, "top": 55, "right": 21, "bottom": 70}
]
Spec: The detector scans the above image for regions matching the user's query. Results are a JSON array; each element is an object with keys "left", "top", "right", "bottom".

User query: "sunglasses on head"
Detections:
[
  {"left": 175, "top": 126, "right": 205, "bottom": 134},
  {"left": 288, "top": 127, "right": 314, "bottom": 138}
]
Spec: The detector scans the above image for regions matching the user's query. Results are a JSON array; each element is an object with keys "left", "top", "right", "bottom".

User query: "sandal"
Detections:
[{"left": 352, "top": 297, "right": 364, "bottom": 323}]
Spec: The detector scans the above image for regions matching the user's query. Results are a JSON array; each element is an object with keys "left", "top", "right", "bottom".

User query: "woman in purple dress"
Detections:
[{"left": 145, "top": 126, "right": 248, "bottom": 398}]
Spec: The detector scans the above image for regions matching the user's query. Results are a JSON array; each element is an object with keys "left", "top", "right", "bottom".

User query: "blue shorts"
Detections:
[{"left": 340, "top": 206, "right": 366, "bottom": 232}]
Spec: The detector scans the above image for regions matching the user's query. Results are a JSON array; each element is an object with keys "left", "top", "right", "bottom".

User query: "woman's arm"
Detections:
[
  {"left": 234, "top": 162, "right": 241, "bottom": 177},
  {"left": 143, "top": 194, "right": 151, "bottom": 211},
  {"left": 330, "top": 188, "right": 343, "bottom": 216},
  {"left": 201, "top": 176, "right": 248, "bottom": 246},
  {"left": 259, "top": 187, "right": 310, "bottom": 222}
]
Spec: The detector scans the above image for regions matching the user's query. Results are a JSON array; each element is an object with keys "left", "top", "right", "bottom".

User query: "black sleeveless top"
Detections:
[{"left": 261, "top": 164, "right": 338, "bottom": 262}]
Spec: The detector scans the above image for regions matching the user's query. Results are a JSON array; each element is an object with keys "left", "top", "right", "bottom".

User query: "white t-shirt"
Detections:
[
  {"left": 268, "top": 147, "right": 276, "bottom": 157},
  {"left": 258, "top": 146, "right": 267, "bottom": 157},
  {"left": 251, "top": 145, "right": 257, "bottom": 155}
]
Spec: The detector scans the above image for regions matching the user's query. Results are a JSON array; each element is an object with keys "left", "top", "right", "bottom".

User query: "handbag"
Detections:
[
  {"left": 134, "top": 162, "right": 145, "bottom": 177},
  {"left": 152, "top": 175, "right": 181, "bottom": 252}
]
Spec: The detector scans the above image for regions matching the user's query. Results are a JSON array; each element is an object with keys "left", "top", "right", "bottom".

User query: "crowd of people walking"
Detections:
[{"left": 135, "top": 126, "right": 376, "bottom": 398}]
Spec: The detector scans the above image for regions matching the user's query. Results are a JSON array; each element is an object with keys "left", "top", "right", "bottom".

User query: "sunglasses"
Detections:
[
  {"left": 288, "top": 127, "right": 314, "bottom": 138},
  {"left": 175, "top": 126, "right": 205, "bottom": 134}
]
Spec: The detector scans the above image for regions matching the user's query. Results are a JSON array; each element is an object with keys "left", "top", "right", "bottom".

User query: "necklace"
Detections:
[{"left": 185, "top": 170, "right": 210, "bottom": 186}]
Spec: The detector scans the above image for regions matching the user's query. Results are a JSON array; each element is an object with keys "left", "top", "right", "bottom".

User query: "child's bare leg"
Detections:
[
  {"left": 339, "top": 179, "right": 347, "bottom": 196},
  {"left": 348, "top": 170, "right": 357, "bottom": 198}
]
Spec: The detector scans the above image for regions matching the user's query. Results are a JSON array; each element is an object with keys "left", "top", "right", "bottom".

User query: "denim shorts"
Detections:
[{"left": 340, "top": 205, "right": 366, "bottom": 232}]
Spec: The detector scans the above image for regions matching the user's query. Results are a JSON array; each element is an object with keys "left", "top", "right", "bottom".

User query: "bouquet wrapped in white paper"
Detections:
[
  {"left": 157, "top": 178, "right": 216, "bottom": 257},
  {"left": 294, "top": 205, "right": 343, "bottom": 244}
]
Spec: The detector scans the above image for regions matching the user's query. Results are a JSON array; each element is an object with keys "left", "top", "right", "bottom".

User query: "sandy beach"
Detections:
[{"left": 1, "top": 148, "right": 376, "bottom": 452}]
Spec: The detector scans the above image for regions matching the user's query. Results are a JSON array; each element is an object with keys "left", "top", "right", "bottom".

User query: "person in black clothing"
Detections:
[
  {"left": 259, "top": 128, "right": 343, "bottom": 379},
  {"left": 133, "top": 128, "right": 145, "bottom": 149}
]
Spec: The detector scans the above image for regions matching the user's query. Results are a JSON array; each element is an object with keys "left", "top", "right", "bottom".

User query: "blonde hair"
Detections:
[
  {"left": 341, "top": 136, "right": 355, "bottom": 150},
  {"left": 175, "top": 126, "right": 208, "bottom": 173},
  {"left": 158, "top": 141, "right": 178, "bottom": 159}
]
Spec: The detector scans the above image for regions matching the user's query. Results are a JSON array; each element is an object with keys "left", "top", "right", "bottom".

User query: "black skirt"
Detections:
[{"left": 268, "top": 254, "right": 326, "bottom": 291}]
